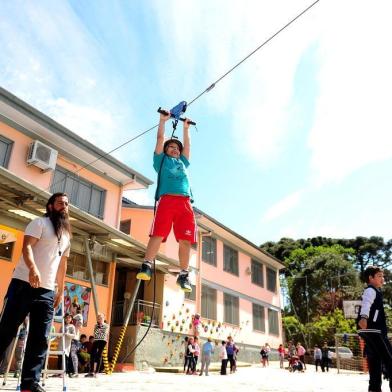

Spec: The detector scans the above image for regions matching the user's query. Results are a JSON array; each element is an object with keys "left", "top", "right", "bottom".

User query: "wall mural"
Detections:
[
  {"left": 160, "top": 302, "right": 247, "bottom": 365},
  {"left": 55, "top": 282, "right": 92, "bottom": 326}
]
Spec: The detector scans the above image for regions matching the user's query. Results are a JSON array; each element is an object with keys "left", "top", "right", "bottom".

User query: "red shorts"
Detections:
[{"left": 150, "top": 195, "right": 197, "bottom": 244}]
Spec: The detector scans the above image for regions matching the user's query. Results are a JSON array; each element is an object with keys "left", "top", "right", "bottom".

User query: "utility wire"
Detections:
[{"left": 46, "top": 0, "right": 320, "bottom": 189}]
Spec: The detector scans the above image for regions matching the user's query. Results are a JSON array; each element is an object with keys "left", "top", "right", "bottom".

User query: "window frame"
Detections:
[
  {"left": 266, "top": 267, "right": 277, "bottom": 293},
  {"left": 0, "top": 134, "right": 14, "bottom": 168},
  {"left": 223, "top": 292, "right": 239, "bottom": 326},
  {"left": 268, "top": 308, "right": 280, "bottom": 336},
  {"left": 51, "top": 166, "right": 106, "bottom": 219},
  {"left": 119, "top": 219, "right": 131, "bottom": 235},
  {"left": 223, "top": 244, "right": 239, "bottom": 276},
  {"left": 201, "top": 236, "right": 217, "bottom": 266},
  {"left": 252, "top": 303, "right": 265, "bottom": 332},
  {"left": 251, "top": 259, "right": 264, "bottom": 287},
  {"left": 201, "top": 284, "right": 217, "bottom": 320}
]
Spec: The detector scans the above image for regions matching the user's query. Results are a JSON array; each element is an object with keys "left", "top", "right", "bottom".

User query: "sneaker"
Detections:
[
  {"left": 85, "top": 373, "right": 94, "bottom": 377},
  {"left": 136, "top": 262, "right": 152, "bottom": 281},
  {"left": 176, "top": 272, "right": 192, "bottom": 292}
]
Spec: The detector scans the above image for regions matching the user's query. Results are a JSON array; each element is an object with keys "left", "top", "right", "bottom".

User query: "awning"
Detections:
[{"left": 0, "top": 166, "right": 178, "bottom": 271}]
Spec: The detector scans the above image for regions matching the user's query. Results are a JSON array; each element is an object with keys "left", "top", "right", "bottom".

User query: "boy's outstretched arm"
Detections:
[
  {"left": 182, "top": 118, "right": 191, "bottom": 160},
  {"left": 155, "top": 111, "right": 170, "bottom": 154}
]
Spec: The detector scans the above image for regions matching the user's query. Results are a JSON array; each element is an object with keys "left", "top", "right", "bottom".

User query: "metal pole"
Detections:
[
  {"left": 84, "top": 237, "right": 100, "bottom": 316},
  {"left": 123, "top": 279, "right": 141, "bottom": 327}
]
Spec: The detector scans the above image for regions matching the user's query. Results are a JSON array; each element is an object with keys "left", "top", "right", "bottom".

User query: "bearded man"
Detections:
[{"left": 0, "top": 193, "right": 71, "bottom": 392}]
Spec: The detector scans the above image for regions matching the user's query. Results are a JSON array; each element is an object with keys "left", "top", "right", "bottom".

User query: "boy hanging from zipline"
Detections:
[{"left": 137, "top": 109, "right": 196, "bottom": 292}]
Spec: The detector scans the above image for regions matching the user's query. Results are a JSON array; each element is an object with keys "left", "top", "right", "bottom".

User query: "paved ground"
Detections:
[{"left": 0, "top": 363, "right": 389, "bottom": 392}]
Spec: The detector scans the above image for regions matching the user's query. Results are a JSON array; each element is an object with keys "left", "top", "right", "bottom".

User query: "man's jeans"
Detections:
[{"left": 0, "top": 279, "right": 54, "bottom": 389}]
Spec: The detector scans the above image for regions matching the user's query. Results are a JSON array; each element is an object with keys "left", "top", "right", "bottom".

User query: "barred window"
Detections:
[{"left": 223, "top": 245, "right": 238, "bottom": 276}]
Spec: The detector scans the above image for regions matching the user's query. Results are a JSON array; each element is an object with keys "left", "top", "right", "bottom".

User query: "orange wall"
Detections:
[
  {"left": 0, "top": 225, "right": 24, "bottom": 307},
  {"left": 0, "top": 224, "right": 116, "bottom": 339},
  {"left": 0, "top": 120, "right": 121, "bottom": 227}
]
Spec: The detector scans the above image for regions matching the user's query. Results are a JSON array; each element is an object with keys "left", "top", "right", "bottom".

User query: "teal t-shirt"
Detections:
[{"left": 153, "top": 153, "right": 192, "bottom": 199}]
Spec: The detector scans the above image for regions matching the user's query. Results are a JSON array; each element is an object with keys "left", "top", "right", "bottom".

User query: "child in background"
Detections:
[
  {"left": 260, "top": 346, "right": 268, "bottom": 367},
  {"left": 192, "top": 337, "right": 200, "bottom": 374},
  {"left": 296, "top": 342, "right": 306, "bottom": 370},
  {"left": 60, "top": 314, "right": 76, "bottom": 377},
  {"left": 278, "top": 344, "right": 285, "bottom": 369},
  {"left": 186, "top": 337, "right": 195, "bottom": 375},
  {"left": 220, "top": 341, "right": 228, "bottom": 375},
  {"left": 85, "top": 313, "right": 109, "bottom": 377},
  {"left": 192, "top": 314, "right": 201, "bottom": 337},
  {"left": 358, "top": 265, "right": 392, "bottom": 392},
  {"left": 183, "top": 336, "right": 189, "bottom": 373},
  {"left": 314, "top": 345, "right": 322, "bottom": 372}
]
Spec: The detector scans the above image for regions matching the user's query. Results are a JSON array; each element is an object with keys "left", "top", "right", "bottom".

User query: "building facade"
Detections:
[{"left": 120, "top": 200, "right": 284, "bottom": 366}]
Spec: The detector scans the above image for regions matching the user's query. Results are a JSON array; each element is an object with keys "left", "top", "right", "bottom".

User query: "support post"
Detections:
[{"left": 85, "top": 237, "right": 100, "bottom": 317}]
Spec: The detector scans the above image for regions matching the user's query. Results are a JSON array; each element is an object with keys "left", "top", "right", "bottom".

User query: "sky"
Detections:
[{"left": 1, "top": 0, "right": 392, "bottom": 246}]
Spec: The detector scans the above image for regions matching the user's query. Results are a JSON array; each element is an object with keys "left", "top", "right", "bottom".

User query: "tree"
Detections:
[
  {"left": 260, "top": 236, "right": 392, "bottom": 272},
  {"left": 311, "top": 309, "right": 357, "bottom": 347},
  {"left": 285, "top": 245, "right": 360, "bottom": 324}
]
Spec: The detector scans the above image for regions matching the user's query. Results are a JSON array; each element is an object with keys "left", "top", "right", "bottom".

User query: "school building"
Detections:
[{"left": 0, "top": 86, "right": 284, "bottom": 369}]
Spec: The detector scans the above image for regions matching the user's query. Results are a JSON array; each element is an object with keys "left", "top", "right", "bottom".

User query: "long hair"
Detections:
[{"left": 44, "top": 192, "right": 71, "bottom": 237}]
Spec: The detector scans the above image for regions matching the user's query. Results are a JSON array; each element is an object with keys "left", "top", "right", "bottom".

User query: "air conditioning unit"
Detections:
[{"left": 27, "top": 140, "right": 58, "bottom": 171}]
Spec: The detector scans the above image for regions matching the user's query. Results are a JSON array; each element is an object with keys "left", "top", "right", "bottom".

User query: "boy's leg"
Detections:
[
  {"left": 137, "top": 236, "right": 164, "bottom": 280},
  {"left": 176, "top": 240, "right": 192, "bottom": 292},
  {"left": 367, "top": 355, "right": 382, "bottom": 392}
]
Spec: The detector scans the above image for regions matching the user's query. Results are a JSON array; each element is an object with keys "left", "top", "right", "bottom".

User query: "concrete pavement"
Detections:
[{"left": 0, "top": 363, "right": 389, "bottom": 392}]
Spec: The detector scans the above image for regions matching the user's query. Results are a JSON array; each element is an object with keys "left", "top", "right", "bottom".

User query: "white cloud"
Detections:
[
  {"left": 263, "top": 189, "right": 304, "bottom": 222},
  {"left": 308, "top": 0, "right": 392, "bottom": 186}
]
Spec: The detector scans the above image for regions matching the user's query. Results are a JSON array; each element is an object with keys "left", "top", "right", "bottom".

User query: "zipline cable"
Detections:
[
  {"left": 187, "top": 0, "right": 320, "bottom": 107},
  {"left": 43, "top": 0, "right": 320, "bottom": 194}
]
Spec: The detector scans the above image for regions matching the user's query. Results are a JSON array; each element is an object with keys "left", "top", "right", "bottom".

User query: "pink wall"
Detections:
[
  {"left": 121, "top": 206, "right": 283, "bottom": 347},
  {"left": 0, "top": 120, "right": 121, "bottom": 227}
]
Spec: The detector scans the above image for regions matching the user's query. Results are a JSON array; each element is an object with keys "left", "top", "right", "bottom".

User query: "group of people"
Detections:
[
  {"left": 182, "top": 335, "right": 239, "bottom": 376},
  {"left": 58, "top": 310, "right": 109, "bottom": 378}
]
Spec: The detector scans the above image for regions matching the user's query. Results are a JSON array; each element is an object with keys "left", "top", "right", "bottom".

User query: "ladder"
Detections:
[
  {"left": 42, "top": 296, "right": 67, "bottom": 392},
  {"left": 1, "top": 318, "right": 29, "bottom": 390}
]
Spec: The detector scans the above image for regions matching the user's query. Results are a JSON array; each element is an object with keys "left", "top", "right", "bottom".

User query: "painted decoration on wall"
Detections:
[{"left": 55, "top": 282, "right": 91, "bottom": 326}]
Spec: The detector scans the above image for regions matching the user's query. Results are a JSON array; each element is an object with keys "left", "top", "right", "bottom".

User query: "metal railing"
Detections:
[{"left": 112, "top": 299, "right": 160, "bottom": 327}]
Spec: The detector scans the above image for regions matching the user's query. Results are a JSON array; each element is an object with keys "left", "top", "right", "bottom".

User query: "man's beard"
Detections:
[{"left": 47, "top": 210, "right": 71, "bottom": 238}]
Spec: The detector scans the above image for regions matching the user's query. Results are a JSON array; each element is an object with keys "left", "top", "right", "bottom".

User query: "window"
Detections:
[
  {"left": 66, "top": 253, "right": 109, "bottom": 286},
  {"left": 223, "top": 245, "right": 238, "bottom": 276},
  {"left": 51, "top": 166, "right": 106, "bottom": 219},
  {"left": 184, "top": 284, "right": 196, "bottom": 301},
  {"left": 251, "top": 260, "right": 264, "bottom": 287},
  {"left": 202, "top": 236, "right": 216, "bottom": 266},
  {"left": 267, "top": 267, "right": 277, "bottom": 293},
  {"left": 252, "top": 303, "right": 265, "bottom": 332},
  {"left": 268, "top": 308, "right": 279, "bottom": 336},
  {"left": 201, "top": 285, "right": 217, "bottom": 320},
  {"left": 0, "top": 135, "right": 13, "bottom": 168},
  {"left": 119, "top": 219, "right": 131, "bottom": 235},
  {"left": 223, "top": 293, "right": 239, "bottom": 325},
  {"left": 0, "top": 241, "right": 14, "bottom": 261}
]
